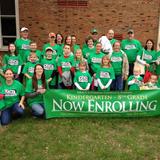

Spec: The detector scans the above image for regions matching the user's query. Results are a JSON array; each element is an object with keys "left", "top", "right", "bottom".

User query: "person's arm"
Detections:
[
  {"left": 84, "top": 83, "right": 91, "bottom": 90},
  {"left": 24, "top": 73, "right": 32, "bottom": 79},
  {"left": 17, "top": 66, "right": 22, "bottom": 75},
  {"left": 58, "top": 66, "right": 63, "bottom": 77},
  {"left": 74, "top": 82, "right": 83, "bottom": 90},
  {"left": 0, "top": 94, "right": 4, "bottom": 99},
  {"left": 25, "top": 92, "right": 40, "bottom": 98},
  {"left": 104, "top": 79, "right": 112, "bottom": 89},
  {"left": 19, "top": 96, "right": 25, "bottom": 109},
  {"left": 97, "top": 78, "right": 105, "bottom": 89}
]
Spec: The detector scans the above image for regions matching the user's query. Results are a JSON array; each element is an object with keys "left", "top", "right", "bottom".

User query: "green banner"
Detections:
[{"left": 43, "top": 89, "right": 160, "bottom": 119}]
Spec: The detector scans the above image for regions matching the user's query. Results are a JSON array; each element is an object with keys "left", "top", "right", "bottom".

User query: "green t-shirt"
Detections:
[
  {"left": 121, "top": 39, "right": 142, "bottom": 63},
  {"left": 22, "top": 61, "right": 38, "bottom": 82},
  {"left": 139, "top": 49, "right": 157, "bottom": 73},
  {"left": 110, "top": 51, "right": 123, "bottom": 75},
  {"left": 25, "top": 79, "right": 45, "bottom": 107},
  {"left": 42, "top": 43, "right": 61, "bottom": 59},
  {"left": 73, "top": 44, "right": 80, "bottom": 54},
  {"left": 88, "top": 52, "right": 105, "bottom": 73},
  {"left": 110, "top": 38, "right": 118, "bottom": 46},
  {"left": 1, "top": 80, "right": 24, "bottom": 109},
  {"left": 74, "top": 71, "right": 92, "bottom": 89},
  {"left": 82, "top": 47, "right": 96, "bottom": 59},
  {"left": 156, "top": 51, "right": 160, "bottom": 75},
  {"left": 96, "top": 67, "right": 115, "bottom": 91},
  {"left": 41, "top": 58, "right": 57, "bottom": 85},
  {"left": 3, "top": 54, "right": 23, "bottom": 74},
  {"left": 128, "top": 75, "right": 143, "bottom": 90},
  {"left": 14, "top": 38, "right": 31, "bottom": 63},
  {"left": 0, "top": 87, "right": 5, "bottom": 110}
]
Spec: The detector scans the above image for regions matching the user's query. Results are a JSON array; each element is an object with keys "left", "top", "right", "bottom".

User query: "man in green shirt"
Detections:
[
  {"left": 121, "top": 29, "right": 142, "bottom": 76},
  {"left": 15, "top": 27, "right": 31, "bottom": 64}
]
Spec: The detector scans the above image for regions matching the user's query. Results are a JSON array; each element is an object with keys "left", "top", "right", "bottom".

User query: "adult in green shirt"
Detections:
[
  {"left": 121, "top": 29, "right": 142, "bottom": 76},
  {"left": 82, "top": 36, "right": 96, "bottom": 59},
  {"left": 14, "top": 27, "right": 31, "bottom": 64},
  {"left": 25, "top": 64, "right": 47, "bottom": 118},
  {"left": 0, "top": 69, "right": 25, "bottom": 125},
  {"left": 42, "top": 32, "right": 62, "bottom": 59},
  {"left": 3, "top": 43, "right": 23, "bottom": 81},
  {"left": 137, "top": 39, "right": 157, "bottom": 74}
]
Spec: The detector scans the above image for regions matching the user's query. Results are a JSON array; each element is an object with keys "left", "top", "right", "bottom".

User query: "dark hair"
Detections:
[
  {"left": 4, "top": 68, "right": 14, "bottom": 74},
  {"left": 85, "top": 36, "right": 94, "bottom": 45},
  {"left": 55, "top": 33, "right": 64, "bottom": 44},
  {"left": 144, "top": 39, "right": 154, "bottom": 50},
  {"left": 32, "top": 64, "right": 47, "bottom": 91},
  {"left": 8, "top": 43, "right": 17, "bottom": 56},
  {"left": 64, "top": 35, "right": 72, "bottom": 45},
  {"left": 112, "top": 41, "right": 121, "bottom": 47}
]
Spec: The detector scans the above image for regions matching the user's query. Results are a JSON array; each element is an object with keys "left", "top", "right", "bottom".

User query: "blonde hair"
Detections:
[
  {"left": 101, "top": 55, "right": 111, "bottom": 67},
  {"left": 75, "top": 49, "right": 84, "bottom": 61}
]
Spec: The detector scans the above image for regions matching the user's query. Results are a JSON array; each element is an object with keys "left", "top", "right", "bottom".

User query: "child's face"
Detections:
[
  {"left": 75, "top": 50, "right": 82, "bottom": 58},
  {"left": 79, "top": 64, "right": 86, "bottom": 71},
  {"left": 30, "top": 55, "right": 37, "bottom": 62},
  {"left": 133, "top": 69, "right": 141, "bottom": 76},
  {"left": 150, "top": 75, "right": 157, "bottom": 83},
  {"left": 102, "top": 57, "right": 110, "bottom": 65},
  {"left": 63, "top": 45, "right": 71, "bottom": 56},
  {"left": 30, "top": 43, "right": 37, "bottom": 51},
  {"left": 46, "top": 50, "right": 53, "bottom": 58}
]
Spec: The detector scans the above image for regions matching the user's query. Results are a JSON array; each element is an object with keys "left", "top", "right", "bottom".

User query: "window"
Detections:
[{"left": 0, "top": 0, "right": 19, "bottom": 50}]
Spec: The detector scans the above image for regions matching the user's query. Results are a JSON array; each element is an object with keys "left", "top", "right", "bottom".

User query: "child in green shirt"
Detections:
[{"left": 74, "top": 61, "right": 92, "bottom": 90}]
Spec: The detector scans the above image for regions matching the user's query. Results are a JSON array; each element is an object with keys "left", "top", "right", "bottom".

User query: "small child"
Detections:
[
  {"left": 74, "top": 61, "right": 92, "bottom": 90},
  {"left": 22, "top": 52, "right": 38, "bottom": 83},
  {"left": 74, "top": 49, "right": 89, "bottom": 72},
  {"left": 128, "top": 66, "right": 143, "bottom": 90},
  {"left": 25, "top": 41, "right": 42, "bottom": 63},
  {"left": 141, "top": 74, "right": 159, "bottom": 90},
  {"left": 41, "top": 47, "right": 57, "bottom": 89},
  {"left": 96, "top": 55, "right": 115, "bottom": 91}
]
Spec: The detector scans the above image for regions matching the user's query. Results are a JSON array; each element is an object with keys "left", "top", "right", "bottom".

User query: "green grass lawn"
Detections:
[{"left": 1, "top": 114, "right": 160, "bottom": 160}]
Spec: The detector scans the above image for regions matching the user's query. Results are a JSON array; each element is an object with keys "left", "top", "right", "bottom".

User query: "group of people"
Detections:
[{"left": 0, "top": 26, "right": 160, "bottom": 126}]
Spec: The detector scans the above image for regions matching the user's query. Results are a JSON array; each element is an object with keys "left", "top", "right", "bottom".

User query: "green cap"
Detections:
[{"left": 91, "top": 28, "right": 98, "bottom": 34}]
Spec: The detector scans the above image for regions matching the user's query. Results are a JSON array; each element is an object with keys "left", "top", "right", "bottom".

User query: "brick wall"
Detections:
[{"left": 19, "top": 0, "right": 160, "bottom": 49}]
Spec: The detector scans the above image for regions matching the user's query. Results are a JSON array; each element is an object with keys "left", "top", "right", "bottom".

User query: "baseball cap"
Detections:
[
  {"left": 127, "top": 29, "right": 134, "bottom": 34},
  {"left": 45, "top": 47, "right": 53, "bottom": 52},
  {"left": 49, "top": 32, "right": 56, "bottom": 38},
  {"left": 20, "top": 27, "right": 29, "bottom": 32},
  {"left": 91, "top": 28, "right": 98, "bottom": 34}
]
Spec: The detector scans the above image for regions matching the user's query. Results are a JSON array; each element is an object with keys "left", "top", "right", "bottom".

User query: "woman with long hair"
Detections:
[{"left": 25, "top": 64, "right": 47, "bottom": 117}]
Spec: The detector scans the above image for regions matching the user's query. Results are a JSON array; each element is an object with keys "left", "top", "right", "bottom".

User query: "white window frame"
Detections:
[
  {"left": 0, "top": 0, "right": 19, "bottom": 51},
  {"left": 157, "top": 12, "right": 160, "bottom": 50}
]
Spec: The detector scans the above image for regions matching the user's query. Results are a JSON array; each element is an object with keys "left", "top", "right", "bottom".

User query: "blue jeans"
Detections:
[
  {"left": 31, "top": 103, "right": 44, "bottom": 117},
  {"left": 1, "top": 102, "right": 24, "bottom": 125},
  {"left": 111, "top": 75, "right": 123, "bottom": 91}
]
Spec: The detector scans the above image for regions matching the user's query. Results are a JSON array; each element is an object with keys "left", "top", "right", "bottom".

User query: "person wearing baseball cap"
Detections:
[
  {"left": 42, "top": 32, "right": 62, "bottom": 59},
  {"left": 14, "top": 27, "right": 31, "bottom": 65},
  {"left": 90, "top": 28, "right": 99, "bottom": 47},
  {"left": 121, "top": 29, "right": 142, "bottom": 76}
]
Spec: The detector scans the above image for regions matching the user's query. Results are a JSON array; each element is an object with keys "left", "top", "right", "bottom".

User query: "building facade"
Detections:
[{"left": 0, "top": 0, "right": 160, "bottom": 51}]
